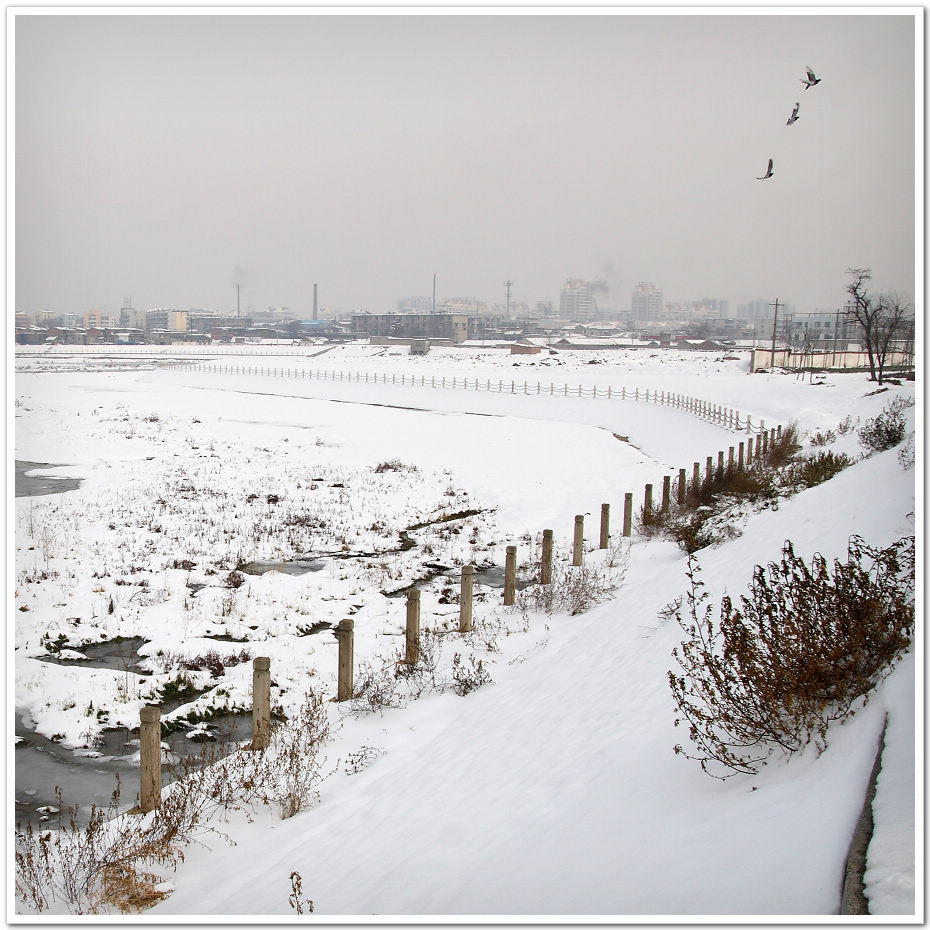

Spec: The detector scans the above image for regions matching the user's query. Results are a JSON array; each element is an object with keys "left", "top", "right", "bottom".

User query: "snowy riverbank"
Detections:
[{"left": 13, "top": 345, "right": 918, "bottom": 917}]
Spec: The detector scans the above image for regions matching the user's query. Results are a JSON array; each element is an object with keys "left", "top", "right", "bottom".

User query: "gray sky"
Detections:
[{"left": 14, "top": 11, "right": 918, "bottom": 318}]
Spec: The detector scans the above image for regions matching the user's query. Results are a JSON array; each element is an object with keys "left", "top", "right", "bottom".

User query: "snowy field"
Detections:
[{"left": 11, "top": 344, "right": 919, "bottom": 918}]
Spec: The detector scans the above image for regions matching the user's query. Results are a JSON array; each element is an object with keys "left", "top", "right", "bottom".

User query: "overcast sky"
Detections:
[{"left": 13, "top": 10, "right": 918, "bottom": 318}]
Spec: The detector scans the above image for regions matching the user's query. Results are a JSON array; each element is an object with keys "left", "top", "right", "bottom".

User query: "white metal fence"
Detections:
[{"left": 176, "top": 360, "right": 772, "bottom": 435}]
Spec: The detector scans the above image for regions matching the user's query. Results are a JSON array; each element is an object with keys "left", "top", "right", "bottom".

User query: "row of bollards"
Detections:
[
  {"left": 137, "top": 422, "right": 784, "bottom": 813},
  {"left": 138, "top": 654, "right": 276, "bottom": 813},
  {"left": 638, "top": 425, "right": 783, "bottom": 520}
]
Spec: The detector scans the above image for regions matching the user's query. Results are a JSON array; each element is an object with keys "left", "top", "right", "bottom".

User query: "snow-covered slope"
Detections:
[{"left": 12, "top": 347, "right": 918, "bottom": 918}]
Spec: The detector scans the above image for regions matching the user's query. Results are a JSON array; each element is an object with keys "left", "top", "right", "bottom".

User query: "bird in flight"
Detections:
[
  {"left": 801, "top": 67, "right": 821, "bottom": 89},
  {"left": 787, "top": 101, "right": 800, "bottom": 125},
  {"left": 757, "top": 158, "right": 774, "bottom": 180}
]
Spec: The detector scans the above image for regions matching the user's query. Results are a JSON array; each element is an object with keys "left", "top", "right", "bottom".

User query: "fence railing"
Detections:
[{"left": 176, "top": 360, "right": 771, "bottom": 434}]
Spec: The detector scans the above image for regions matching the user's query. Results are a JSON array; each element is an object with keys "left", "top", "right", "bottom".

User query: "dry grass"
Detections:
[{"left": 15, "top": 691, "right": 332, "bottom": 914}]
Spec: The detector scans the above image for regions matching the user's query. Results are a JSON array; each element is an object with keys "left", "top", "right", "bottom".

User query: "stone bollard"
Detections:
[
  {"left": 728, "top": 446, "right": 734, "bottom": 473},
  {"left": 738, "top": 442, "right": 745, "bottom": 471},
  {"left": 717, "top": 451, "right": 725, "bottom": 480},
  {"left": 678, "top": 468, "right": 686, "bottom": 506},
  {"left": 335, "top": 620, "right": 355, "bottom": 701},
  {"left": 692, "top": 462, "right": 700, "bottom": 494},
  {"left": 762, "top": 430, "right": 769, "bottom": 457},
  {"left": 661, "top": 475, "right": 671, "bottom": 514},
  {"left": 459, "top": 565, "right": 476, "bottom": 631},
  {"left": 747, "top": 436, "right": 754, "bottom": 463},
  {"left": 140, "top": 705, "right": 162, "bottom": 813},
  {"left": 504, "top": 546, "right": 517, "bottom": 606},
  {"left": 405, "top": 589, "right": 421, "bottom": 665},
  {"left": 541, "top": 529, "right": 553, "bottom": 584},
  {"left": 776, "top": 424, "right": 782, "bottom": 440},
  {"left": 643, "top": 484, "right": 653, "bottom": 520},
  {"left": 572, "top": 515, "right": 584, "bottom": 566},
  {"left": 599, "top": 504, "right": 610, "bottom": 549},
  {"left": 705, "top": 456, "right": 713, "bottom": 488},
  {"left": 252, "top": 657, "right": 271, "bottom": 749},
  {"left": 770, "top": 427, "right": 777, "bottom": 450},
  {"left": 622, "top": 494, "right": 633, "bottom": 537}
]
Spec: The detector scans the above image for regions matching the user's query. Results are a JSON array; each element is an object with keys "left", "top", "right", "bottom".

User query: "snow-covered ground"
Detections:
[{"left": 11, "top": 344, "right": 919, "bottom": 918}]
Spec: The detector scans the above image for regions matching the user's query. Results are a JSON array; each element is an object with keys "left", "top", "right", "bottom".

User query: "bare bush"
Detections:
[
  {"left": 859, "top": 395, "right": 914, "bottom": 454},
  {"left": 783, "top": 450, "right": 853, "bottom": 490},
  {"left": 350, "top": 655, "right": 405, "bottom": 715},
  {"left": 517, "top": 550, "right": 627, "bottom": 616},
  {"left": 668, "top": 535, "right": 915, "bottom": 778},
  {"left": 451, "top": 652, "right": 493, "bottom": 695}
]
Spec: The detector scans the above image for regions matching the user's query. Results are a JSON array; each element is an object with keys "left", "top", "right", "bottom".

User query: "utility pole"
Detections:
[
  {"left": 769, "top": 297, "right": 781, "bottom": 365},
  {"left": 504, "top": 280, "right": 512, "bottom": 320},
  {"left": 832, "top": 306, "right": 841, "bottom": 368}
]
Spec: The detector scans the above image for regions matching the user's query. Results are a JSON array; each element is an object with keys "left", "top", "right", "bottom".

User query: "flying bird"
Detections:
[
  {"left": 756, "top": 158, "right": 774, "bottom": 180},
  {"left": 787, "top": 101, "right": 800, "bottom": 125},
  {"left": 801, "top": 67, "right": 821, "bottom": 89}
]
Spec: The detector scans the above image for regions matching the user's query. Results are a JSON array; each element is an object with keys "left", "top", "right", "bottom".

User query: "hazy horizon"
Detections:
[{"left": 13, "top": 11, "right": 918, "bottom": 319}]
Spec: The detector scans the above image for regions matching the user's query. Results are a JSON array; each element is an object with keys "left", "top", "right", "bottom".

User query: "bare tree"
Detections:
[
  {"left": 844, "top": 268, "right": 914, "bottom": 384},
  {"left": 873, "top": 291, "right": 915, "bottom": 383}
]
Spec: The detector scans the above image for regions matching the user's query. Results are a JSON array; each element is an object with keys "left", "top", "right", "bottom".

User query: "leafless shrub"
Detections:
[
  {"left": 350, "top": 655, "right": 405, "bottom": 715},
  {"left": 808, "top": 428, "right": 836, "bottom": 447},
  {"left": 859, "top": 396, "right": 914, "bottom": 454},
  {"left": 224, "top": 571, "right": 245, "bottom": 590},
  {"left": 374, "top": 459, "right": 419, "bottom": 474},
  {"left": 180, "top": 649, "right": 252, "bottom": 678},
  {"left": 517, "top": 555, "right": 626, "bottom": 617},
  {"left": 451, "top": 652, "right": 492, "bottom": 695},
  {"left": 668, "top": 535, "right": 915, "bottom": 778},
  {"left": 897, "top": 433, "right": 915, "bottom": 470}
]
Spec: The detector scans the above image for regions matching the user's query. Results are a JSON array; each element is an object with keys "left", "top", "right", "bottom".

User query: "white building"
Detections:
[
  {"left": 631, "top": 282, "right": 664, "bottom": 322},
  {"left": 559, "top": 279, "right": 596, "bottom": 321}
]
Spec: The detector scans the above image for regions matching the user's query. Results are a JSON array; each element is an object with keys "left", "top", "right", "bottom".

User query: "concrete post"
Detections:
[
  {"left": 776, "top": 424, "right": 782, "bottom": 440},
  {"left": 678, "top": 468, "right": 686, "bottom": 507},
  {"left": 252, "top": 656, "right": 271, "bottom": 749},
  {"left": 661, "top": 475, "right": 671, "bottom": 514},
  {"left": 770, "top": 427, "right": 777, "bottom": 451},
  {"left": 728, "top": 446, "right": 734, "bottom": 473},
  {"left": 541, "top": 529, "right": 553, "bottom": 584},
  {"left": 622, "top": 494, "right": 633, "bottom": 537},
  {"left": 692, "top": 462, "right": 700, "bottom": 494},
  {"left": 599, "top": 504, "right": 610, "bottom": 549},
  {"left": 140, "top": 705, "right": 161, "bottom": 813},
  {"left": 717, "top": 450, "right": 725, "bottom": 480},
  {"left": 705, "top": 456, "right": 713, "bottom": 487},
  {"left": 335, "top": 620, "right": 355, "bottom": 700},
  {"left": 747, "top": 436, "right": 754, "bottom": 463},
  {"left": 643, "top": 484, "right": 653, "bottom": 520},
  {"left": 572, "top": 515, "right": 584, "bottom": 566},
  {"left": 458, "top": 566, "right": 475, "bottom": 632},
  {"left": 405, "top": 589, "right": 421, "bottom": 665},
  {"left": 762, "top": 430, "right": 769, "bottom": 457},
  {"left": 504, "top": 546, "right": 517, "bottom": 606}
]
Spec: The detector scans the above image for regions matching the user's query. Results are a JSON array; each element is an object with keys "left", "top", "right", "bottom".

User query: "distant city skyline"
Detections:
[{"left": 14, "top": 11, "right": 918, "bottom": 320}]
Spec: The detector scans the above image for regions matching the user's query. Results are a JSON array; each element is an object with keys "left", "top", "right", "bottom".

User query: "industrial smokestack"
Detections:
[{"left": 313, "top": 283, "right": 318, "bottom": 321}]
